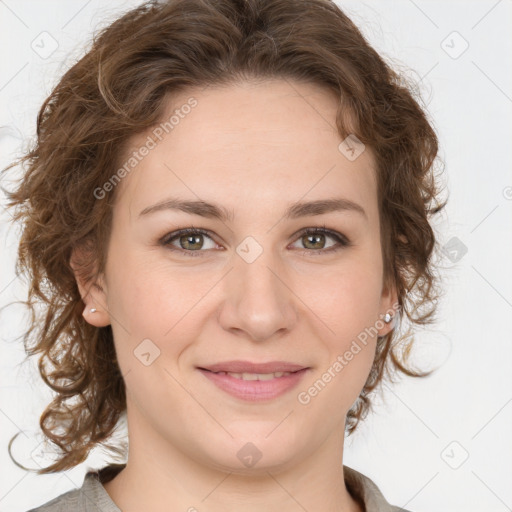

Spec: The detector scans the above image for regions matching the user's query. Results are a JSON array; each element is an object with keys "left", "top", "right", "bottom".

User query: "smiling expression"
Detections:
[{"left": 77, "top": 78, "right": 397, "bottom": 473}]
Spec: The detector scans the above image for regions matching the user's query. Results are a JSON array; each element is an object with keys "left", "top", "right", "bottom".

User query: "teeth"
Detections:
[{"left": 219, "top": 371, "right": 292, "bottom": 380}]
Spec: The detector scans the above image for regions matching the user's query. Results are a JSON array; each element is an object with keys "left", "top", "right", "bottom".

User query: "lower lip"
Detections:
[{"left": 198, "top": 368, "right": 309, "bottom": 402}]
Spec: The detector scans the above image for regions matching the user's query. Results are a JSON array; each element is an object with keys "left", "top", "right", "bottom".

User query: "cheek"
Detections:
[
  {"left": 301, "top": 264, "right": 381, "bottom": 400},
  {"left": 304, "top": 260, "right": 383, "bottom": 340},
  {"left": 106, "top": 238, "right": 207, "bottom": 331},
  {"left": 104, "top": 242, "right": 219, "bottom": 379},
  {"left": 298, "top": 312, "right": 378, "bottom": 419}
]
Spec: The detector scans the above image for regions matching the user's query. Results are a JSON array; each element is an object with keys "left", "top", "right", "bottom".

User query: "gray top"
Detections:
[{"left": 27, "top": 464, "right": 412, "bottom": 512}]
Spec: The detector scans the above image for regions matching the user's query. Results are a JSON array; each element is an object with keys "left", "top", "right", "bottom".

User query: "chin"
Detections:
[{"left": 200, "top": 429, "right": 306, "bottom": 475}]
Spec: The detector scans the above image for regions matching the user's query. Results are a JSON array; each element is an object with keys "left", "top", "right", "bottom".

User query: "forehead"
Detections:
[{"left": 114, "top": 79, "right": 378, "bottom": 223}]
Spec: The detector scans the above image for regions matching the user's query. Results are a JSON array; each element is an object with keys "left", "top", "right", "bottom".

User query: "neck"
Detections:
[{"left": 103, "top": 406, "right": 362, "bottom": 512}]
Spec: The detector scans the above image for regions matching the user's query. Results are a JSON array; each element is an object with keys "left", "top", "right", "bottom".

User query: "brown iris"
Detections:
[{"left": 302, "top": 233, "right": 326, "bottom": 250}]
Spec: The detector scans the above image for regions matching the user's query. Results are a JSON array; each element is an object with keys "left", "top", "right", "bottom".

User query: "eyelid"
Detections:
[
  {"left": 159, "top": 225, "right": 351, "bottom": 256},
  {"left": 159, "top": 227, "right": 220, "bottom": 256},
  {"left": 289, "top": 226, "right": 351, "bottom": 253}
]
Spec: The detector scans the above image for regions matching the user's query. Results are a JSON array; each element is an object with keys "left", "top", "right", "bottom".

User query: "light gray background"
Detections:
[{"left": 1, "top": 1, "right": 511, "bottom": 511}]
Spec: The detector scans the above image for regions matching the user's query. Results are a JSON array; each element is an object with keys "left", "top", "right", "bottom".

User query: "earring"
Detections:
[
  {"left": 383, "top": 313, "right": 392, "bottom": 323},
  {"left": 90, "top": 308, "right": 97, "bottom": 313}
]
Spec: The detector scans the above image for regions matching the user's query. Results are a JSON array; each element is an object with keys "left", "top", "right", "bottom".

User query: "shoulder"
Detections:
[
  {"left": 25, "top": 465, "right": 124, "bottom": 512},
  {"left": 25, "top": 487, "right": 82, "bottom": 512},
  {"left": 344, "top": 465, "right": 414, "bottom": 512}
]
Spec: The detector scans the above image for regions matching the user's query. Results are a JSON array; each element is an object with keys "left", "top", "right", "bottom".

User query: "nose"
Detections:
[{"left": 217, "top": 248, "right": 298, "bottom": 342}]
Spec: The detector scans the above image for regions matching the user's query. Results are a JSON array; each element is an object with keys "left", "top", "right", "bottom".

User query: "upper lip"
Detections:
[{"left": 198, "top": 360, "right": 308, "bottom": 373}]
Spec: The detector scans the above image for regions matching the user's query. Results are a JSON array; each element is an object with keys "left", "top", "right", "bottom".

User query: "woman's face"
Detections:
[{"left": 78, "top": 79, "right": 397, "bottom": 473}]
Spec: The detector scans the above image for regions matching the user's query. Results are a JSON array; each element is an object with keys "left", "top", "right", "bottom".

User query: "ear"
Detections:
[
  {"left": 377, "top": 279, "right": 399, "bottom": 337},
  {"left": 70, "top": 246, "right": 111, "bottom": 328}
]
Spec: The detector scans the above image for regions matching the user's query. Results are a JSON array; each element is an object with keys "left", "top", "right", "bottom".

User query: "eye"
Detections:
[
  {"left": 160, "top": 227, "right": 220, "bottom": 257},
  {"left": 160, "top": 226, "right": 351, "bottom": 257},
  {"left": 289, "top": 227, "right": 350, "bottom": 254}
]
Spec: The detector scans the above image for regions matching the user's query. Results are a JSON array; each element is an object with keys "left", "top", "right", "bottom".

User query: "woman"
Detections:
[{"left": 4, "top": 0, "right": 446, "bottom": 510}]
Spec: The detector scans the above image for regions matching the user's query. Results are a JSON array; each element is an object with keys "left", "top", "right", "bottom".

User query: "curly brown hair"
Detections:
[{"left": 3, "top": 0, "right": 447, "bottom": 475}]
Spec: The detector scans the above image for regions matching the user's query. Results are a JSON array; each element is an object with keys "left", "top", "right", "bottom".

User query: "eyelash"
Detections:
[{"left": 159, "top": 225, "right": 351, "bottom": 258}]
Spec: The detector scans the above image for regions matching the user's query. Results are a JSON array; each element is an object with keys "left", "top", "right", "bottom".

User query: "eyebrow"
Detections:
[{"left": 138, "top": 197, "right": 367, "bottom": 222}]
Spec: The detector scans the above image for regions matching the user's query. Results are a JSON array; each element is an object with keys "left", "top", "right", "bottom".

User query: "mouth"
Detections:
[
  {"left": 196, "top": 361, "right": 310, "bottom": 402},
  {"left": 197, "top": 360, "right": 308, "bottom": 374},
  {"left": 200, "top": 370, "right": 299, "bottom": 380}
]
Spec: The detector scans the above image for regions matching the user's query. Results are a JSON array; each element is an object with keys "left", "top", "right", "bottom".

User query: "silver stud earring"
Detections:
[
  {"left": 90, "top": 308, "right": 97, "bottom": 313},
  {"left": 383, "top": 313, "right": 392, "bottom": 323}
]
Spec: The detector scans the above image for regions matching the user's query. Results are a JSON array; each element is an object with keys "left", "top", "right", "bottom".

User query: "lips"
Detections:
[
  {"left": 197, "top": 360, "right": 310, "bottom": 402},
  {"left": 198, "top": 360, "right": 308, "bottom": 374}
]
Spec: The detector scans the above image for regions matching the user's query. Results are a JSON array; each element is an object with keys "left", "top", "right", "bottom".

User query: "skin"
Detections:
[{"left": 72, "top": 78, "right": 398, "bottom": 512}]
